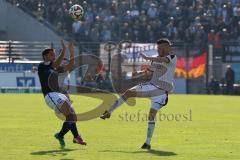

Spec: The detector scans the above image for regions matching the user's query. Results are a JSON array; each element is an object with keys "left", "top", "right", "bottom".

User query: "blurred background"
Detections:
[{"left": 0, "top": 0, "right": 239, "bottom": 95}]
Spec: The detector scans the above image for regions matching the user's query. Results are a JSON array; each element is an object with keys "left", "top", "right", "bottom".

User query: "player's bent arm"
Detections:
[
  {"left": 53, "top": 49, "right": 65, "bottom": 68},
  {"left": 140, "top": 53, "right": 170, "bottom": 63},
  {"left": 144, "top": 56, "right": 170, "bottom": 63},
  {"left": 62, "top": 55, "right": 74, "bottom": 71},
  {"left": 63, "top": 42, "right": 75, "bottom": 72},
  {"left": 53, "top": 39, "right": 66, "bottom": 68}
]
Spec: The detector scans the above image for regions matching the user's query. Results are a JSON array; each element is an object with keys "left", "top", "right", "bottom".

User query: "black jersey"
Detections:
[{"left": 38, "top": 61, "right": 57, "bottom": 96}]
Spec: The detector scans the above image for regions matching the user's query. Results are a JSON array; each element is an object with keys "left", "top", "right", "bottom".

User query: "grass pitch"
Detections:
[{"left": 0, "top": 94, "right": 239, "bottom": 160}]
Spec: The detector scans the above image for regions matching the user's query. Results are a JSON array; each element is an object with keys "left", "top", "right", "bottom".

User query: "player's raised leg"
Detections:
[
  {"left": 100, "top": 83, "right": 165, "bottom": 119},
  {"left": 100, "top": 88, "right": 137, "bottom": 119}
]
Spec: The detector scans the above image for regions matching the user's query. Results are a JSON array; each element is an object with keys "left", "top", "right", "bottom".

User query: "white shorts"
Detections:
[
  {"left": 44, "top": 92, "right": 70, "bottom": 113},
  {"left": 130, "top": 83, "right": 168, "bottom": 110}
]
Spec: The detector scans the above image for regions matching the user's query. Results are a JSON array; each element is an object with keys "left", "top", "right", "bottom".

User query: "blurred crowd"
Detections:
[{"left": 7, "top": 0, "right": 240, "bottom": 45}]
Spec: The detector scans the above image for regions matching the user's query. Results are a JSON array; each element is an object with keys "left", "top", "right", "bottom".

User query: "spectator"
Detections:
[
  {"left": 76, "top": 76, "right": 82, "bottom": 86},
  {"left": 103, "top": 70, "right": 113, "bottom": 91},
  {"left": 95, "top": 61, "right": 106, "bottom": 76},
  {"left": 208, "top": 76, "right": 220, "bottom": 94},
  {"left": 31, "top": 64, "right": 38, "bottom": 73},
  {"left": 132, "top": 68, "right": 138, "bottom": 79},
  {"left": 72, "top": 20, "right": 82, "bottom": 42},
  {"left": 95, "top": 73, "right": 104, "bottom": 89},
  {"left": 147, "top": 3, "right": 158, "bottom": 19},
  {"left": 84, "top": 73, "right": 97, "bottom": 88},
  {"left": 225, "top": 65, "right": 235, "bottom": 95},
  {"left": 100, "top": 25, "right": 112, "bottom": 42}
]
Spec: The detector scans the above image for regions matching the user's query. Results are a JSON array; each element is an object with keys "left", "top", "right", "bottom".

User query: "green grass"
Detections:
[{"left": 0, "top": 94, "right": 240, "bottom": 160}]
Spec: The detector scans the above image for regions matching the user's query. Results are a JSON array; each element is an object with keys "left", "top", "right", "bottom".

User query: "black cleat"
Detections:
[
  {"left": 141, "top": 143, "right": 151, "bottom": 150},
  {"left": 100, "top": 111, "right": 111, "bottom": 120}
]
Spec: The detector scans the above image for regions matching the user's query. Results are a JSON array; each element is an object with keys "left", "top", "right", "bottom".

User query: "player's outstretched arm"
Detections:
[
  {"left": 62, "top": 42, "right": 75, "bottom": 71},
  {"left": 140, "top": 52, "right": 170, "bottom": 63},
  {"left": 53, "top": 39, "right": 66, "bottom": 68}
]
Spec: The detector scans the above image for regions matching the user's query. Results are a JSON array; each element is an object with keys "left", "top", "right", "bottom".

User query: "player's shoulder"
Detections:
[
  {"left": 38, "top": 61, "right": 44, "bottom": 66},
  {"left": 38, "top": 61, "right": 53, "bottom": 71},
  {"left": 38, "top": 62, "right": 44, "bottom": 69},
  {"left": 39, "top": 61, "right": 53, "bottom": 66},
  {"left": 167, "top": 54, "right": 177, "bottom": 59},
  {"left": 166, "top": 54, "right": 177, "bottom": 63}
]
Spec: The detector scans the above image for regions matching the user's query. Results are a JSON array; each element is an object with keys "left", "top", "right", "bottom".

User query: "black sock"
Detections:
[
  {"left": 70, "top": 122, "right": 79, "bottom": 138},
  {"left": 58, "top": 121, "right": 71, "bottom": 138}
]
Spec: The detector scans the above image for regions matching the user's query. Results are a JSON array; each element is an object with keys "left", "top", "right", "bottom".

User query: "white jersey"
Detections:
[{"left": 149, "top": 55, "right": 177, "bottom": 92}]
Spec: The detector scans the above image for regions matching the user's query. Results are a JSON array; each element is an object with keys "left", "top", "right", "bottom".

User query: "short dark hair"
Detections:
[
  {"left": 156, "top": 38, "right": 171, "bottom": 46},
  {"left": 42, "top": 48, "right": 53, "bottom": 60}
]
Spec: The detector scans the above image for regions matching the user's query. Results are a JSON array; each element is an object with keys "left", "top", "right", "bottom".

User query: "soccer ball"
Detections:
[{"left": 69, "top": 4, "right": 84, "bottom": 20}]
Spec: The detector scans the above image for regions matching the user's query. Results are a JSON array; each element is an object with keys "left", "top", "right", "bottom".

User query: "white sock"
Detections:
[
  {"left": 108, "top": 96, "right": 125, "bottom": 113},
  {"left": 145, "top": 121, "right": 155, "bottom": 145}
]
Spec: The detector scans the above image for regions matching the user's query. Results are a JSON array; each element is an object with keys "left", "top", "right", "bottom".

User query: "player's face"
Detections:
[
  {"left": 44, "top": 51, "right": 56, "bottom": 62},
  {"left": 157, "top": 43, "right": 171, "bottom": 56}
]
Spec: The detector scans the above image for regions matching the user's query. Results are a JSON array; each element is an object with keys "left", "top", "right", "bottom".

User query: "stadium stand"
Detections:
[
  {"left": 6, "top": 0, "right": 240, "bottom": 44},
  {"left": 0, "top": 41, "right": 52, "bottom": 62}
]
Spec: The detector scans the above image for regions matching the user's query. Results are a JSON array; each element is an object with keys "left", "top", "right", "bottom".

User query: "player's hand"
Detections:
[{"left": 60, "top": 38, "right": 66, "bottom": 51}]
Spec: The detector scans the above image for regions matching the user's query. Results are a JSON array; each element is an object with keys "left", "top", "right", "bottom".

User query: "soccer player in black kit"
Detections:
[{"left": 38, "top": 40, "right": 86, "bottom": 148}]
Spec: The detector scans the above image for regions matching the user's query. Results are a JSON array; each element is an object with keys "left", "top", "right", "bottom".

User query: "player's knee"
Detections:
[
  {"left": 66, "top": 113, "right": 77, "bottom": 122},
  {"left": 125, "top": 90, "right": 135, "bottom": 98},
  {"left": 148, "top": 109, "right": 157, "bottom": 121},
  {"left": 148, "top": 114, "right": 156, "bottom": 121}
]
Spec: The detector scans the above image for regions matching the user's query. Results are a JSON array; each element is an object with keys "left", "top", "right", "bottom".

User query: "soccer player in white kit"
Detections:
[{"left": 100, "top": 38, "right": 177, "bottom": 149}]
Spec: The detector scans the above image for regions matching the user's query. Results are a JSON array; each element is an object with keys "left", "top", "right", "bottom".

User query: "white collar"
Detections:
[{"left": 44, "top": 61, "right": 51, "bottom": 65}]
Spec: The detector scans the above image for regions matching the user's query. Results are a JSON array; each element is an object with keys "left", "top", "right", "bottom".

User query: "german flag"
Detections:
[
  {"left": 175, "top": 53, "right": 206, "bottom": 79},
  {"left": 140, "top": 52, "right": 206, "bottom": 79},
  {"left": 175, "top": 57, "right": 187, "bottom": 78}
]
